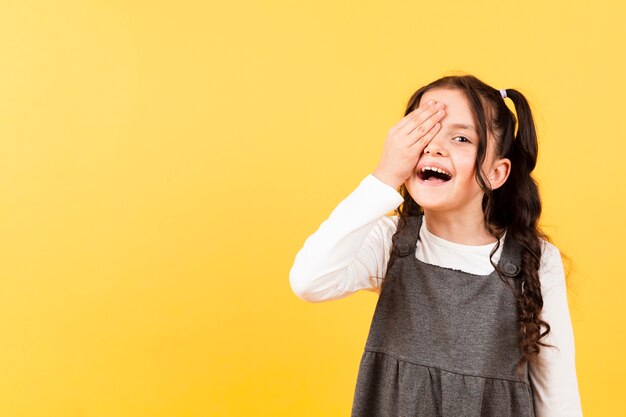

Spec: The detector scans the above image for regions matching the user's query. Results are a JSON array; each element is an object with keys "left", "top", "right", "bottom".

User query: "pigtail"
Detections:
[
  {"left": 495, "top": 88, "right": 555, "bottom": 376},
  {"left": 490, "top": 89, "right": 540, "bottom": 231},
  {"left": 506, "top": 89, "right": 538, "bottom": 172}
]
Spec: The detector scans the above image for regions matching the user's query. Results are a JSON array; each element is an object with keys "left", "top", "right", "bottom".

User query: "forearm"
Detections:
[{"left": 289, "top": 174, "right": 403, "bottom": 302}]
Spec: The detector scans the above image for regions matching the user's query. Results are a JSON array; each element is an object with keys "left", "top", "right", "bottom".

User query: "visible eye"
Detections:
[{"left": 453, "top": 136, "right": 470, "bottom": 143}]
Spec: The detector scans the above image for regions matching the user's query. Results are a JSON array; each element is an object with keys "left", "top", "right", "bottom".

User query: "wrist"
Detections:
[{"left": 372, "top": 169, "right": 403, "bottom": 190}]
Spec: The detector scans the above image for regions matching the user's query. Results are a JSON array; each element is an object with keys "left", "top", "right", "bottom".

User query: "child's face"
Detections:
[{"left": 405, "top": 87, "right": 509, "bottom": 216}]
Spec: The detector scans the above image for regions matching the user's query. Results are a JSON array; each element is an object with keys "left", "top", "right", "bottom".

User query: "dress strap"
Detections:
[
  {"left": 391, "top": 215, "right": 423, "bottom": 258},
  {"left": 390, "top": 214, "right": 524, "bottom": 278},
  {"left": 497, "top": 232, "right": 523, "bottom": 278}
]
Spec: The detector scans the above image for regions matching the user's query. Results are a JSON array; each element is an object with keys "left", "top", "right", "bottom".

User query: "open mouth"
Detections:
[{"left": 417, "top": 166, "right": 452, "bottom": 183}]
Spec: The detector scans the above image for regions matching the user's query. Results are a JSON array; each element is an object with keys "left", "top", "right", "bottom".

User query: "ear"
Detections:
[{"left": 488, "top": 158, "right": 511, "bottom": 190}]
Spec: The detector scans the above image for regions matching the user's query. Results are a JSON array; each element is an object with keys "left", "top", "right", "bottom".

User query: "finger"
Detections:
[
  {"left": 394, "top": 100, "right": 436, "bottom": 130},
  {"left": 409, "top": 121, "right": 441, "bottom": 153},
  {"left": 403, "top": 107, "right": 445, "bottom": 142},
  {"left": 399, "top": 104, "right": 445, "bottom": 137}
]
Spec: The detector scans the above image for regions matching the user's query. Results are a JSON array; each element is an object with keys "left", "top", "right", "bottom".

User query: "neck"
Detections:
[{"left": 422, "top": 207, "right": 497, "bottom": 245}]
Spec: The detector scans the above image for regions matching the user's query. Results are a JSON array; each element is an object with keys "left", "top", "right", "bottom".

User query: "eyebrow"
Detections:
[{"left": 448, "top": 123, "right": 476, "bottom": 133}]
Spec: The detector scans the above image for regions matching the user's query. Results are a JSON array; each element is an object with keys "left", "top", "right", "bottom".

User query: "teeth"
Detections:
[{"left": 421, "top": 166, "right": 451, "bottom": 177}]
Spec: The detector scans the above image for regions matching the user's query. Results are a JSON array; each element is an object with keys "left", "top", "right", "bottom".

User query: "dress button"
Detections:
[
  {"left": 396, "top": 242, "right": 412, "bottom": 256},
  {"left": 502, "top": 263, "right": 520, "bottom": 276}
]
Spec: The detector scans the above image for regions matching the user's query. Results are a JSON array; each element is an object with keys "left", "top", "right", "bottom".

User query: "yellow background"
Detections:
[{"left": 0, "top": 0, "right": 623, "bottom": 416}]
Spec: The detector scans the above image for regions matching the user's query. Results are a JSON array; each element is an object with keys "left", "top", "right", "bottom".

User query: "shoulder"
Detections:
[
  {"left": 375, "top": 214, "right": 399, "bottom": 239},
  {"left": 538, "top": 238, "right": 566, "bottom": 291},
  {"left": 386, "top": 214, "right": 423, "bottom": 227},
  {"left": 540, "top": 238, "right": 561, "bottom": 261},
  {"left": 357, "top": 215, "right": 400, "bottom": 252},
  {"left": 382, "top": 215, "right": 422, "bottom": 235},
  {"left": 539, "top": 239, "right": 563, "bottom": 267},
  {"left": 381, "top": 214, "right": 400, "bottom": 228}
]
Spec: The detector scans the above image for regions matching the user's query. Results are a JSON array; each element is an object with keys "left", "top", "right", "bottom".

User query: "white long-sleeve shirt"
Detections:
[{"left": 289, "top": 174, "right": 583, "bottom": 417}]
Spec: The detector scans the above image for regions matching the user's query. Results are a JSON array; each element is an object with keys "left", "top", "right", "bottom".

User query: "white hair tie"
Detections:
[{"left": 499, "top": 89, "right": 508, "bottom": 99}]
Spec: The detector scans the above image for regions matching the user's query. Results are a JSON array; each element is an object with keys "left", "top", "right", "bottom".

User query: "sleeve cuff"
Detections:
[{"left": 361, "top": 174, "right": 405, "bottom": 210}]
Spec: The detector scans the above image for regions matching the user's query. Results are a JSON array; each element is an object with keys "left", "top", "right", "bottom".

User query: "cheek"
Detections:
[
  {"left": 404, "top": 175, "right": 418, "bottom": 193},
  {"left": 454, "top": 153, "right": 478, "bottom": 181}
]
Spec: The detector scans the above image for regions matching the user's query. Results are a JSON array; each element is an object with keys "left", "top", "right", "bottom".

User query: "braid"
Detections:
[{"left": 501, "top": 88, "right": 555, "bottom": 376}]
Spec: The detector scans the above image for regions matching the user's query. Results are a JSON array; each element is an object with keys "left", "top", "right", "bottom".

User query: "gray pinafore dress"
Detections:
[{"left": 350, "top": 215, "right": 535, "bottom": 417}]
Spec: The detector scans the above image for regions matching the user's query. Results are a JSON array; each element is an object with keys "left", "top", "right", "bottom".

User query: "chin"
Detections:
[
  {"left": 414, "top": 199, "right": 452, "bottom": 212},
  {"left": 406, "top": 187, "right": 452, "bottom": 211}
]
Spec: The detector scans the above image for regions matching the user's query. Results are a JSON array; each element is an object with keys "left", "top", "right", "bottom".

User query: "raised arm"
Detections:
[
  {"left": 290, "top": 99, "right": 447, "bottom": 302},
  {"left": 529, "top": 242, "right": 583, "bottom": 416},
  {"left": 289, "top": 174, "right": 403, "bottom": 302}
]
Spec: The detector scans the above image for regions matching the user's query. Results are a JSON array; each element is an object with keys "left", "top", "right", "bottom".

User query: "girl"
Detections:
[{"left": 289, "top": 74, "right": 582, "bottom": 416}]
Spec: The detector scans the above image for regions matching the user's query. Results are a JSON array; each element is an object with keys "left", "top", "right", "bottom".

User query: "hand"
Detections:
[{"left": 373, "top": 99, "right": 446, "bottom": 189}]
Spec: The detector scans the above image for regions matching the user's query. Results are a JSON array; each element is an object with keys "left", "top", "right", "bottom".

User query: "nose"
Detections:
[{"left": 423, "top": 132, "right": 446, "bottom": 156}]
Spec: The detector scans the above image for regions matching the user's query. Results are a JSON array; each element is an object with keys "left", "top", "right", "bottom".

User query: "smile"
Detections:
[{"left": 417, "top": 166, "right": 452, "bottom": 183}]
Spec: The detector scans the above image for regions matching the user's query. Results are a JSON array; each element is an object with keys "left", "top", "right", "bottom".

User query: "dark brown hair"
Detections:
[{"left": 391, "top": 74, "right": 554, "bottom": 378}]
